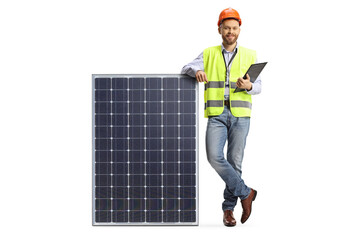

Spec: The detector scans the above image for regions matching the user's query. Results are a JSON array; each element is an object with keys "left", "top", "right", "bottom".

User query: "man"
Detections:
[{"left": 181, "top": 7, "right": 261, "bottom": 226}]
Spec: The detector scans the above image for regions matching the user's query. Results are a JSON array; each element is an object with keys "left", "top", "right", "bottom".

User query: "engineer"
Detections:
[{"left": 181, "top": 7, "right": 262, "bottom": 226}]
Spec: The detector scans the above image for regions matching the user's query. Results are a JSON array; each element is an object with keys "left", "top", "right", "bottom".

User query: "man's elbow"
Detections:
[{"left": 180, "top": 65, "right": 189, "bottom": 75}]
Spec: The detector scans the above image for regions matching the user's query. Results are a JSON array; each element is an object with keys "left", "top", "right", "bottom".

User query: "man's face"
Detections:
[{"left": 218, "top": 19, "right": 240, "bottom": 45}]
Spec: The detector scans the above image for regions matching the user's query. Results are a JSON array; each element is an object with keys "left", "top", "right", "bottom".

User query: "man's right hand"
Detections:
[{"left": 195, "top": 70, "right": 208, "bottom": 83}]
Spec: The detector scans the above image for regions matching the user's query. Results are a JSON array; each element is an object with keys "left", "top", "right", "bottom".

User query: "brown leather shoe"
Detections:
[
  {"left": 240, "top": 189, "right": 257, "bottom": 224},
  {"left": 223, "top": 210, "right": 236, "bottom": 227}
]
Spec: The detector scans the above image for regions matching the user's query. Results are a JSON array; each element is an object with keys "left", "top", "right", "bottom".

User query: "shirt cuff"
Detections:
[
  {"left": 191, "top": 67, "right": 202, "bottom": 78},
  {"left": 246, "top": 86, "right": 254, "bottom": 94},
  {"left": 246, "top": 80, "right": 261, "bottom": 95}
]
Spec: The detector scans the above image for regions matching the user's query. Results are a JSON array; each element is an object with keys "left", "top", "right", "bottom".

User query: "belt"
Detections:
[{"left": 224, "top": 100, "right": 230, "bottom": 107}]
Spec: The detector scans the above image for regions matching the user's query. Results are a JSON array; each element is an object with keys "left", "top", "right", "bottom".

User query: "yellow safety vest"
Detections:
[{"left": 203, "top": 45, "right": 257, "bottom": 118}]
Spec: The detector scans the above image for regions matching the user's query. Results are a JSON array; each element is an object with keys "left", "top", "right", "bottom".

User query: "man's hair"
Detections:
[{"left": 219, "top": 18, "right": 241, "bottom": 28}]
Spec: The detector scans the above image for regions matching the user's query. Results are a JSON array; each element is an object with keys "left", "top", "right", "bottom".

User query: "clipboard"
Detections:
[{"left": 234, "top": 62, "right": 267, "bottom": 93}]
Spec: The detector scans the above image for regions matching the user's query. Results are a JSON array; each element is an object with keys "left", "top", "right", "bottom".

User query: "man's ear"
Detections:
[{"left": 218, "top": 27, "right": 221, "bottom": 34}]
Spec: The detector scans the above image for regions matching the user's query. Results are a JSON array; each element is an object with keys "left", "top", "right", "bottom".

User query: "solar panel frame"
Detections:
[{"left": 92, "top": 74, "right": 199, "bottom": 226}]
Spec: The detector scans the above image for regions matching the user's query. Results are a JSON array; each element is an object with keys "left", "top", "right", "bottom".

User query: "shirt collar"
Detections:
[{"left": 221, "top": 42, "right": 239, "bottom": 53}]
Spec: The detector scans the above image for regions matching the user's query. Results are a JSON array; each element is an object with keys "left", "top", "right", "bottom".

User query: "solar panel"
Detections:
[{"left": 92, "top": 74, "right": 199, "bottom": 225}]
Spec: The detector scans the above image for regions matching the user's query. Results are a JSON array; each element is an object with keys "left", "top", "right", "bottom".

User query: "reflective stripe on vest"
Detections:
[
  {"left": 204, "top": 100, "right": 252, "bottom": 109},
  {"left": 231, "top": 100, "right": 252, "bottom": 109},
  {"left": 203, "top": 45, "right": 256, "bottom": 118},
  {"left": 205, "top": 100, "right": 223, "bottom": 108},
  {"left": 205, "top": 81, "right": 236, "bottom": 90},
  {"left": 204, "top": 81, "right": 225, "bottom": 90}
]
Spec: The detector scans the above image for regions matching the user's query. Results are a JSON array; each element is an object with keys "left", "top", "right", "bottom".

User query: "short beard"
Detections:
[{"left": 222, "top": 35, "right": 238, "bottom": 45}]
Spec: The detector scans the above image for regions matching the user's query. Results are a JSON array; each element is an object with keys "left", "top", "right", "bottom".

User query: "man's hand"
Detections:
[
  {"left": 195, "top": 70, "right": 208, "bottom": 83},
  {"left": 236, "top": 74, "right": 252, "bottom": 90}
]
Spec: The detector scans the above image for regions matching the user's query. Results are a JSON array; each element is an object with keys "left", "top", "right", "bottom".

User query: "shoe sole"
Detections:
[{"left": 223, "top": 222, "right": 236, "bottom": 227}]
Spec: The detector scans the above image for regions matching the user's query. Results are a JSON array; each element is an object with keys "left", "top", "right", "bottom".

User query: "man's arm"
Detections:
[
  {"left": 181, "top": 52, "right": 205, "bottom": 79},
  {"left": 237, "top": 58, "right": 262, "bottom": 95},
  {"left": 246, "top": 75, "right": 261, "bottom": 95}
]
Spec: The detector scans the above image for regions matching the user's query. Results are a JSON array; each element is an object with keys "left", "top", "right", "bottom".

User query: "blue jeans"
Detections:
[{"left": 206, "top": 106, "right": 251, "bottom": 211}]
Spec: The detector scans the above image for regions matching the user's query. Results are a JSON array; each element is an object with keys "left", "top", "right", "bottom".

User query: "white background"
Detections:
[{"left": 1, "top": 0, "right": 360, "bottom": 239}]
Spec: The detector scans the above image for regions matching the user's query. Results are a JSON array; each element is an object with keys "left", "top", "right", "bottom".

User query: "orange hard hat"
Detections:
[{"left": 218, "top": 7, "right": 242, "bottom": 27}]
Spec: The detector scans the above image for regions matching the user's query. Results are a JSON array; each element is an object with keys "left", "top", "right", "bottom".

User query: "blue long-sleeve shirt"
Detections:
[{"left": 181, "top": 43, "right": 262, "bottom": 100}]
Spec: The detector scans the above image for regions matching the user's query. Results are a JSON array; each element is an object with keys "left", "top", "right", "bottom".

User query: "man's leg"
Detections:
[
  {"left": 224, "top": 116, "right": 251, "bottom": 207},
  {"left": 206, "top": 108, "right": 248, "bottom": 211},
  {"left": 222, "top": 185, "right": 238, "bottom": 211},
  {"left": 226, "top": 116, "right": 257, "bottom": 224}
]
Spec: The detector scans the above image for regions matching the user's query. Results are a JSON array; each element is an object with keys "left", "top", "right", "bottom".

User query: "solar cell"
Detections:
[{"left": 92, "top": 75, "right": 198, "bottom": 225}]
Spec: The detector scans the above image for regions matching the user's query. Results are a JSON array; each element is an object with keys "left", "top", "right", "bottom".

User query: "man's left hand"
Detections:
[{"left": 236, "top": 74, "right": 252, "bottom": 91}]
